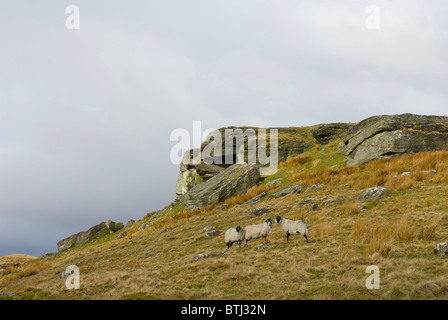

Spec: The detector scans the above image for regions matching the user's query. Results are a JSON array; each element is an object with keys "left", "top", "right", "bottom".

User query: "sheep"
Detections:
[
  {"left": 275, "top": 216, "right": 309, "bottom": 242},
  {"left": 243, "top": 218, "right": 274, "bottom": 247},
  {"left": 225, "top": 226, "right": 246, "bottom": 249}
]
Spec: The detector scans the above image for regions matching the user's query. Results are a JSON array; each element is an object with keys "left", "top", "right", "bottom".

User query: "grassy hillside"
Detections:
[
  {"left": 0, "top": 255, "right": 37, "bottom": 265},
  {"left": 1, "top": 138, "right": 448, "bottom": 300}
]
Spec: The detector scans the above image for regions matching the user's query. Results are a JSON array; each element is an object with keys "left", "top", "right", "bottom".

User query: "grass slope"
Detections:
[
  {"left": 1, "top": 139, "right": 448, "bottom": 300},
  {"left": 0, "top": 255, "right": 37, "bottom": 265}
]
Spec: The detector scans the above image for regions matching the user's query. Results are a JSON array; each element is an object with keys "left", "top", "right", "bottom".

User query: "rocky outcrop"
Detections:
[
  {"left": 125, "top": 220, "right": 135, "bottom": 228},
  {"left": 265, "top": 178, "right": 283, "bottom": 187},
  {"left": 192, "top": 251, "right": 225, "bottom": 261},
  {"left": 343, "top": 114, "right": 448, "bottom": 166},
  {"left": 356, "top": 186, "right": 390, "bottom": 202},
  {"left": 272, "top": 184, "right": 305, "bottom": 198},
  {"left": 311, "top": 123, "right": 353, "bottom": 145},
  {"left": 57, "top": 220, "right": 124, "bottom": 252},
  {"left": 308, "top": 184, "right": 326, "bottom": 191},
  {"left": 176, "top": 127, "right": 317, "bottom": 195},
  {"left": 247, "top": 207, "right": 270, "bottom": 217},
  {"left": 245, "top": 192, "right": 267, "bottom": 205},
  {"left": 216, "top": 204, "right": 230, "bottom": 211},
  {"left": 176, "top": 155, "right": 230, "bottom": 195},
  {"left": 179, "top": 163, "right": 261, "bottom": 212}
]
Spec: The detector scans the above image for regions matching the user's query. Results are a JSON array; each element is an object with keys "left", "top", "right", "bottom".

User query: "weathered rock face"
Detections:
[
  {"left": 175, "top": 127, "right": 317, "bottom": 195},
  {"left": 57, "top": 220, "right": 124, "bottom": 252},
  {"left": 343, "top": 114, "right": 448, "bottom": 166},
  {"left": 179, "top": 164, "right": 261, "bottom": 212},
  {"left": 311, "top": 123, "right": 353, "bottom": 145},
  {"left": 175, "top": 155, "right": 231, "bottom": 195}
]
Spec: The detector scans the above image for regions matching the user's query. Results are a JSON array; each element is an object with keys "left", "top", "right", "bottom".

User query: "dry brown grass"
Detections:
[
  {"left": 3, "top": 261, "right": 53, "bottom": 282},
  {"left": 292, "top": 151, "right": 448, "bottom": 190},
  {"left": 222, "top": 184, "right": 274, "bottom": 206},
  {"left": 352, "top": 216, "right": 416, "bottom": 256},
  {"left": 340, "top": 202, "right": 361, "bottom": 216},
  {"left": 144, "top": 210, "right": 161, "bottom": 220},
  {"left": 1, "top": 265, "right": 18, "bottom": 276},
  {"left": 313, "top": 222, "right": 340, "bottom": 237},
  {"left": 0, "top": 254, "right": 37, "bottom": 265},
  {"left": 279, "top": 154, "right": 312, "bottom": 168},
  {"left": 312, "top": 159, "right": 322, "bottom": 168},
  {"left": 418, "top": 218, "right": 441, "bottom": 241},
  {"left": 2, "top": 151, "right": 448, "bottom": 300},
  {"left": 147, "top": 184, "right": 275, "bottom": 231}
]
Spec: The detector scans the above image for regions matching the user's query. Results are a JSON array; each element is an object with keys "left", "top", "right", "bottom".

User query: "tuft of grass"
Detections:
[
  {"left": 312, "top": 159, "right": 322, "bottom": 168},
  {"left": 418, "top": 218, "right": 441, "bottom": 241},
  {"left": 222, "top": 184, "right": 274, "bottom": 206},
  {"left": 1, "top": 265, "right": 17, "bottom": 276},
  {"left": 352, "top": 216, "right": 415, "bottom": 256},
  {"left": 313, "top": 222, "right": 340, "bottom": 237},
  {"left": 279, "top": 154, "right": 312, "bottom": 168},
  {"left": 340, "top": 202, "right": 361, "bottom": 216}
]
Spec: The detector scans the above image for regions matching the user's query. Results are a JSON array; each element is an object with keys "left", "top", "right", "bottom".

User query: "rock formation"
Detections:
[
  {"left": 271, "top": 184, "right": 305, "bottom": 198},
  {"left": 178, "top": 163, "right": 261, "bottom": 212},
  {"left": 343, "top": 114, "right": 448, "bottom": 166},
  {"left": 57, "top": 220, "right": 124, "bottom": 252},
  {"left": 175, "top": 126, "right": 345, "bottom": 195},
  {"left": 356, "top": 186, "right": 390, "bottom": 202},
  {"left": 311, "top": 123, "right": 353, "bottom": 145}
]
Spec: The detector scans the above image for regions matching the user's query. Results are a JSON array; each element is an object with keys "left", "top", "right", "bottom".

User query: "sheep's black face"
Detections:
[
  {"left": 266, "top": 218, "right": 273, "bottom": 227},
  {"left": 236, "top": 226, "right": 242, "bottom": 232},
  {"left": 275, "top": 216, "right": 282, "bottom": 224}
]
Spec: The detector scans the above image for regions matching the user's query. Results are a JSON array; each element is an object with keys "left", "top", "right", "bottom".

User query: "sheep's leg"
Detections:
[
  {"left": 304, "top": 234, "right": 309, "bottom": 243},
  {"left": 245, "top": 240, "right": 249, "bottom": 248},
  {"left": 286, "top": 232, "right": 290, "bottom": 242},
  {"left": 238, "top": 240, "right": 241, "bottom": 248}
]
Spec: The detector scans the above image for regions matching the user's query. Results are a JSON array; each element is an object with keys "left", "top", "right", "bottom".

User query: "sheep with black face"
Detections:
[
  {"left": 225, "top": 226, "right": 246, "bottom": 249},
  {"left": 243, "top": 218, "right": 273, "bottom": 247},
  {"left": 275, "top": 216, "right": 309, "bottom": 243}
]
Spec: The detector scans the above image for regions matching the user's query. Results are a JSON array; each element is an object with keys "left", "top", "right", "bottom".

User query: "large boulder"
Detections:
[
  {"left": 342, "top": 114, "right": 448, "bottom": 166},
  {"left": 57, "top": 220, "right": 124, "bottom": 252},
  {"left": 179, "top": 164, "right": 261, "bottom": 212}
]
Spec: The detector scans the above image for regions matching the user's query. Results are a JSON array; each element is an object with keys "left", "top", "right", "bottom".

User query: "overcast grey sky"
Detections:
[{"left": 1, "top": 1, "right": 447, "bottom": 257}]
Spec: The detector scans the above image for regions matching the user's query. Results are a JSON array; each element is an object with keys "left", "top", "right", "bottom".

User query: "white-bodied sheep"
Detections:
[
  {"left": 244, "top": 218, "right": 274, "bottom": 247},
  {"left": 225, "top": 226, "right": 246, "bottom": 249},
  {"left": 275, "top": 216, "right": 309, "bottom": 242}
]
